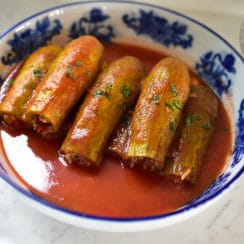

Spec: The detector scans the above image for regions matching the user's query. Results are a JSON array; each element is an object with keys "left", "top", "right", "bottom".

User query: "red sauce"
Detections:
[{"left": 0, "top": 43, "right": 232, "bottom": 218}]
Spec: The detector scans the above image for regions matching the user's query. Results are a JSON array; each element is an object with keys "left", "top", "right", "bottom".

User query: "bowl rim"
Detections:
[
  {"left": 0, "top": 0, "right": 243, "bottom": 61},
  {"left": 0, "top": 0, "right": 243, "bottom": 226}
]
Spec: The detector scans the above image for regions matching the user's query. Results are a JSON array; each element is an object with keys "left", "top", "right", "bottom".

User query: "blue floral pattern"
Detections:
[
  {"left": 232, "top": 99, "right": 244, "bottom": 168},
  {"left": 1, "top": 17, "right": 62, "bottom": 65},
  {"left": 123, "top": 9, "right": 193, "bottom": 49},
  {"left": 0, "top": 3, "right": 243, "bottom": 220},
  {"left": 192, "top": 99, "right": 244, "bottom": 203},
  {"left": 195, "top": 51, "right": 236, "bottom": 96},
  {"left": 69, "top": 8, "right": 115, "bottom": 42},
  {"left": 190, "top": 172, "right": 231, "bottom": 204}
]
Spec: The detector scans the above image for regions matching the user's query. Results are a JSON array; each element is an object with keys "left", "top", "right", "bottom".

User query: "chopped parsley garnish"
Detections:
[
  {"left": 202, "top": 122, "right": 210, "bottom": 130},
  {"left": 170, "top": 83, "right": 178, "bottom": 97},
  {"left": 194, "top": 115, "right": 201, "bottom": 121},
  {"left": 165, "top": 100, "right": 182, "bottom": 111},
  {"left": 120, "top": 85, "right": 132, "bottom": 99},
  {"left": 66, "top": 64, "right": 73, "bottom": 78},
  {"left": 94, "top": 90, "right": 104, "bottom": 96},
  {"left": 185, "top": 114, "right": 201, "bottom": 128},
  {"left": 106, "top": 83, "right": 113, "bottom": 90},
  {"left": 76, "top": 60, "right": 83, "bottom": 67},
  {"left": 185, "top": 117, "right": 192, "bottom": 128},
  {"left": 104, "top": 93, "right": 111, "bottom": 100},
  {"left": 8, "top": 79, "right": 14, "bottom": 85},
  {"left": 104, "top": 83, "right": 113, "bottom": 99},
  {"left": 165, "top": 102, "right": 174, "bottom": 111},
  {"left": 169, "top": 121, "right": 177, "bottom": 134},
  {"left": 172, "top": 100, "right": 182, "bottom": 110},
  {"left": 152, "top": 94, "right": 160, "bottom": 105},
  {"left": 33, "top": 69, "right": 42, "bottom": 77},
  {"left": 93, "top": 83, "right": 113, "bottom": 100},
  {"left": 66, "top": 64, "right": 79, "bottom": 80}
]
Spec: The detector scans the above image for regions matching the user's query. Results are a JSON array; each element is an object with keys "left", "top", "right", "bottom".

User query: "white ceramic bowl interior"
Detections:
[{"left": 0, "top": 1, "right": 243, "bottom": 232}]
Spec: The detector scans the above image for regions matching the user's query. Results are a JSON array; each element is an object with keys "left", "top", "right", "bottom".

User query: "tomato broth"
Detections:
[{"left": 0, "top": 43, "right": 232, "bottom": 218}]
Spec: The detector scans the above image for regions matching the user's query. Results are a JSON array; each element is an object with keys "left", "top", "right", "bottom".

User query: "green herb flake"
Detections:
[
  {"left": 173, "top": 100, "right": 182, "bottom": 110},
  {"left": 66, "top": 64, "right": 73, "bottom": 78},
  {"left": 169, "top": 121, "right": 177, "bottom": 134},
  {"left": 105, "top": 93, "right": 111, "bottom": 100},
  {"left": 76, "top": 60, "right": 83, "bottom": 67},
  {"left": 93, "top": 84, "right": 113, "bottom": 100},
  {"left": 93, "top": 90, "right": 104, "bottom": 96},
  {"left": 185, "top": 114, "right": 202, "bottom": 128},
  {"left": 223, "top": 127, "right": 229, "bottom": 132},
  {"left": 8, "top": 79, "right": 14, "bottom": 85},
  {"left": 194, "top": 115, "right": 201, "bottom": 121},
  {"left": 106, "top": 83, "right": 113, "bottom": 90},
  {"left": 165, "top": 102, "right": 174, "bottom": 111},
  {"left": 202, "top": 122, "right": 210, "bottom": 130},
  {"left": 170, "top": 83, "right": 178, "bottom": 97},
  {"left": 152, "top": 94, "right": 160, "bottom": 105},
  {"left": 120, "top": 85, "right": 132, "bottom": 99},
  {"left": 33, "top": 69, "right": 42, "bottom": 77},
  {"left": 104, "top": 83, "right": 113, "bottom": 99},
  {"left": 185, "top": 117, "right": 192, "bottom": 128}
]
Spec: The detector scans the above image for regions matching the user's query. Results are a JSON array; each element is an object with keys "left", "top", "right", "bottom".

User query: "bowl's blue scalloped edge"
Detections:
[
  {"left": 0, "top": 162, "right": 243, "bottom": 222},
  {"left": 0, "top": 0, "right": 243, "bottom": 61},
  {"left": 0, "top": 0, "right": 243, "bottom": 224}
]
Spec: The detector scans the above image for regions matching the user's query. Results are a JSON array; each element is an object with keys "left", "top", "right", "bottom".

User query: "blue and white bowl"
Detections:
[{"left": 0, "top": 1, "right": 243, "bottom": 232}]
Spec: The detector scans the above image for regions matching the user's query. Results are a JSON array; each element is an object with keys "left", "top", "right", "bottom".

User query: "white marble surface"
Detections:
[{"left": 0, "top": 0, "right": 244, "bottom": 243}]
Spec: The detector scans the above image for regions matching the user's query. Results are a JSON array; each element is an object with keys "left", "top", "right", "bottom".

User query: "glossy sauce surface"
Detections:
[{"left": 0, "top": 43, "right": 232, "bottom": 218}]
